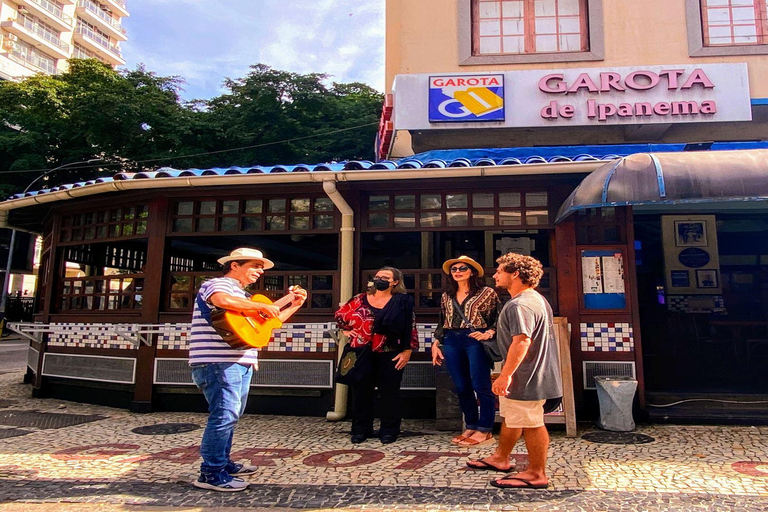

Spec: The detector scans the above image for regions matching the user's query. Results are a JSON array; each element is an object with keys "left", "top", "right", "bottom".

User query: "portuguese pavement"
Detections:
[{"left": 0, "top": 370, "right": 767, "bottom": 511}]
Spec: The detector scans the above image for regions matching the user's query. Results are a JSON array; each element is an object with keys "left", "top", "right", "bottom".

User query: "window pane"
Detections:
[
  {"left": 707, "top": 8, "right": 731, "bottom": 24},
  {"left": 480, "top": 20, "right": 501, "bottom": 36},
  {"left": 420, "top": 212, "right": 442, "bottom": 227},
  {"left": 122, "top": 224, "right": 134, "bottom": 236},
  {"left": 172, "top": 218, "right": 192, "bottom": 232},
  {"left": 170, "top": 294, "right": 189, "bottom": 309},
  {"left": 291, "top": 198, "right": 310, "bottom": 212},
  {"left": 536, "top": 34, "right": 558, "bottom": 51},
  {"left": 732, "top": 7, "right": 756, "bottom": 21},
  {"left": 122, "top": 208, "right": 134, "bottom": 220},
  {"left": 503, "top": 36, "right": 525, "bottom": 52},
  {"left": 369, "top": 195, "right": 389, "bottom": 210},
  {"left": 266, "top": 216, "right": 286, "bottom": 230},
  {"left": 288, "top": 275, "right": 308, "bottom": 288},
  {"left": 368, "top": 212, "right": 390, "bottom": 228},
  {"left": 558, "top": 0, "right": 580, "bottom": 15},
  {"left": 315, "top": 198, "right": 333, "bottom": 211},
  {"left": 220, "top": 217, "right": 238, "bottom": 231},
  {"left": 394, "top": 212, "right": 416, "bottom": 228},
  {"left": 526, "top": 210, "right": 550, "bottom": 225},
  {"left": 109, "top": 225, "right": 120, "bottom": 237},
  {"left": 499, "top": 192, "right": 521, "bottom": 207},
  {"left": 502, "top": 19, "right": 524, "bottom": 34},
  {"left": 535, "top": 18, "right": 557, "bottom": 34},
  {"left": 268, "top": 199, "right": 286, "bottom": 213},
  {"left": 199, "top": 201, "right": 216, "bottom": 215},
  {"left": 472, "top": 211, "right": 495, "bottom": 226},
  {"left": 221, "top": 200, "right": 239, "bottom": 214},
  {"left": 445, "top": 194, "right": 468, "bottom": 209},
  {"left": 394, "top": 195, "right": 415, "bottom": 209},
  {"left": 84, "top": 227, "right": 96, "bottom": 240},
  {"left": 311, "top": 293, "right": 333, "bottom": 309},
  {"left": 421, "top": 194, "right": 442, "bottom": 209},
  {"left": 313, "top": 215, "right": 334, "bottom": 229},
  {"left": 244, "top": 199, "right": 263, "bottom": 213},
  {"left": 560, "top": 34, "right": 581, "bottom": 51},
  {"left": 243, "top": 216, "right": 262, "bottom": 230},
  {"left": 535, "top": 0, "right": 556, "bottom": 16},
  {"left": 110, "top": 209, "right": 122, "bottom": 222},
  {"left": 480, "top": 37, "right": 502, "bottom": 54},
  {"left": 473, "top": 193, "right": 494, "bottom": 208},
  {"left": 312, "top": 275, "right": 333, "bottom": 290},
  {"left": 734, "top": 34, "right": 758, "bottom": 43},
  {"left": 502, "top": 1, "right": 524, "bottom": 17},
  {"left": 137, "top": 205, "right": 149, "bottom": 218},
  {"left": 196, "top": 218, "right": 215, "bottom": 232},
  {"left": 447, "top": 211, "right": 469, "bottom": 226},
  {"left": 559, "top": 17, "right": 581, "bottom": 33},
  {"left": 290, "top": 216, "right": 310, "bottom": 230},
  {"left": 500, "top": 210, "right": 522, "bottom": 225},
  {"left": 479, "top": 0, "right": 501, "bottom": 18},
  {"left": 526, "top": 192, "right": 548, "bottom": 207}
]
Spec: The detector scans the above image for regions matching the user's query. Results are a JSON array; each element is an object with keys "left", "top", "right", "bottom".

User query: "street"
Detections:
[{"left": 0, "top": 336, "right": 27, "bottom": 374}]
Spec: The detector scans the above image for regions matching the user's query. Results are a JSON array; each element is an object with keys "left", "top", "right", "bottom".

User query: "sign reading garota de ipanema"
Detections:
[
  {"left": 393, "top": 63, "right": 751, "bottom": 130},
  {"left": 428, "top": 74, "right": 505, "bottom": 122}
]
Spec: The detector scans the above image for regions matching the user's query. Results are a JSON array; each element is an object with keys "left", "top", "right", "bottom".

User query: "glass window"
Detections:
[
  {"left": 368, "top": 212, "right": 390, "bottom": 228},
  {"left": 701, "top": 0, "right": 767, "bottom": 46},
  {"left": 394, "top": 195, "right": 416, "bottom": 209},
  {"left": 473, "top": 192, "right": 494, "bottom": 208},
  {"left": 446, "top": 194, "right": 468, "bottom": 209},
  {"left": 421, "top": 194, "right": 442, "bottom": 209},
  {"left": 244, "top": 199, "right": 263, "bottom": 213},
  {"left": 447, "top": 211, "right": 469, "bottom": 226},
  {"left": 265, "top": 216, "right": 286, "bottom": 230},
  {"left": 199, "top": 201, "right": 216, "bottom": 215},
  {"left": 313, "top": 215, "right": 334, "bottom": 229},
  {"left": 291, "top": 198, "right": 311, "bottom": 212},
  {"left": 268, "top": 199, "right": 286, "bottom": 213},
  {"left": 290, "top": 216, "right": 310, "bottom": 230},
  {"left": 420, "top": 212, "right": 442, "bottom": 227},
  {"left": 369, "top": 195, "right": 389, "bottom": 210},
  {"left": 394, "top": 212, "right": 416, "bottom": 228},
  {"left": 221, "top": 200, "right": 239, "bottom": 214},
  {"left": 499, "top": 192, "right": 521, "bottom": 207}
]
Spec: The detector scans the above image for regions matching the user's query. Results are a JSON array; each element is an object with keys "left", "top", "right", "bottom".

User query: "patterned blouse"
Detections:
[
  {"left": 335, "top": 293, "right": 419, "bottom": 352},
  {"left": 434, "top": 286, "right": 502, "bottom": 342}
]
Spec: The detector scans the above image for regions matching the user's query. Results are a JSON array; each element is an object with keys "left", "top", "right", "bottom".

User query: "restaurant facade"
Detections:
[{"left": 2, "top": 0, "right": 768, "bottom": 421}]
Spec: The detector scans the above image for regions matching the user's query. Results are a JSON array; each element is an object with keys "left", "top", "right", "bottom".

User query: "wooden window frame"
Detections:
[
  {"left": 459, "top": 0, "right": 604, "bottom": 65},
  {"left": 700, "top": 0, "right": 768, "bottom": 46},
  {"left": 687, "top": 0, "right": 768, "bottom": 55}
]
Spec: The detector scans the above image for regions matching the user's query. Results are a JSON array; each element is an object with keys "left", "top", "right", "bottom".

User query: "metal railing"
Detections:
[
  {"left": 25, "top": 0, "right": 74, "bottom": 26},
  {"left": 16, "top": 14, "right": 70, "bottom": 52},
  {"left": 77, "top": 0, "right": 124, "bottom": 33},
  {"left": 9, "top": 48, "right": 58, "bottom": 74},
  {"left": 75, "top": 23, "right": 121, "bottom": 56},
  {"left": 72, "top": 43, "right": 106, "bottom": 62}
]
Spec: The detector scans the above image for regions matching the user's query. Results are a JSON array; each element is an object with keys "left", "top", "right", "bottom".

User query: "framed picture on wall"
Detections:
[
  {"left": 674, "top": 220, "right": 707, "bottom": 247},
  {"left": 696, "top": 269, "right": 718, "bottom": 288}
]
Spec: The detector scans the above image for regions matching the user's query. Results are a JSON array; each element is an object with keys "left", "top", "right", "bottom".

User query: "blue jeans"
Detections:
[
  {"left": 191, "top": 362, "right": 253, "bottom": 475},
  {"left": 441, "top": 329, "right": 495, "bottom": 433}
]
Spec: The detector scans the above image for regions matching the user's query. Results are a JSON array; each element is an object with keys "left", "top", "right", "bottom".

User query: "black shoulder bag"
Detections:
[{"left": 451, "top": 297, "right": 503, "bottom": 363}]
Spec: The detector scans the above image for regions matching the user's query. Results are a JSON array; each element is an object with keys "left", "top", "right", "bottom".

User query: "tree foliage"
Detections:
[{"left": 0, "top": 60, "right": 383, "bottom": 196}]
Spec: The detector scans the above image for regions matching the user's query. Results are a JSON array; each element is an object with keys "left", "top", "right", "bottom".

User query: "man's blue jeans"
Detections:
[
  {"left": 191, "top": 362, "right": 253, "bottom": 475},
  {"left": 441, "top": 329, "right": 495, "bottom": 433}
]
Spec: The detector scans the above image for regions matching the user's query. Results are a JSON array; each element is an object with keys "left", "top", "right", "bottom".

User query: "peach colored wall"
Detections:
[{"left": 386, "top": 0, "right": 768, "bottom": 98}]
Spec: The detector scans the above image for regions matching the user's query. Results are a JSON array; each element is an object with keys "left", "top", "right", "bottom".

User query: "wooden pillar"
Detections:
[
  {"left": 131, "top": 196, "right": 168, "bottom": 412},
  {"left": 32, "top": 215, "right": 61, "bottom": 396}
]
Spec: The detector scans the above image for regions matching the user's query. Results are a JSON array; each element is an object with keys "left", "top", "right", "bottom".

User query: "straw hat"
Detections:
[
  {"left": 217, "top": 248, "right": 275, "bottom": 269},
  {"left": 442, "top": 255, "right": 484, "bottom": 277}
]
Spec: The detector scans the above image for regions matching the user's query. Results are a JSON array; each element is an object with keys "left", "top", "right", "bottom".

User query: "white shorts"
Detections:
[{"left": 498, "top": 397, "right": 546, "bottom": 428}]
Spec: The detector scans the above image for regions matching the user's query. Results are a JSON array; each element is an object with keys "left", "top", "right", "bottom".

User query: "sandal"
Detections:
[
  {"left": 457, "top": 432, "right": 495, "bottom": 447},
  {"left": 451, "top": 430, "right": 476, "bottom": 444}
]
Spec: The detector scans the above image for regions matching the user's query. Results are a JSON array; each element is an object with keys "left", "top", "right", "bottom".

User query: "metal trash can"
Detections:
[{"left": 595, "top": 376, "right": 637, "bottom": 432}]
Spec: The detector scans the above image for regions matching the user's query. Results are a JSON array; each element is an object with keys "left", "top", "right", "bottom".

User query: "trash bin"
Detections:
[{"left": 594, "top": 376, "right": 637, "bottom": 432}]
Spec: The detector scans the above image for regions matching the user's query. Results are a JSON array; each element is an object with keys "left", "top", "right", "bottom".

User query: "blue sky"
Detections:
[{"left": 121, "top": 0, "right": 385, "bottom": 101}]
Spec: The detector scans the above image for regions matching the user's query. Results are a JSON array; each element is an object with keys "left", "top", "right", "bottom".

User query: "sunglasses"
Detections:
[{"left": 450, "top": 265, "right": 470, "bottom": 273}]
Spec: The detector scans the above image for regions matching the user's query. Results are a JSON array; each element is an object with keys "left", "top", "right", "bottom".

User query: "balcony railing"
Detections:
[
  {"left": 77, "top": 0, "right": 125, "bottom": 33},
  {"left": 75, "top": 23, "right": 121, "bottom": 55},
  {"left": 25, "top": 0, "right": 74, "bottom": 26},
  {"left": 17, "top": 13, "right": 70, "bottom": 52},
  {"left": 9, "top": 47, "right": 58, "bottom": 74},
  {"left": 72, "top": 42, "right": 106, "bottom": 62}
]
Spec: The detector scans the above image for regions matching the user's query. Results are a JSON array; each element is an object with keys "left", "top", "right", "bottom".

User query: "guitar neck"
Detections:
[{"left": 272, "top": 292, "right": 297, "bottom": 312}]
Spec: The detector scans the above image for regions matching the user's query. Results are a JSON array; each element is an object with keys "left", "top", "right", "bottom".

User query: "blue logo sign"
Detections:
[{"left": 429, "top": 75, "right": 505, "bottom": 123}]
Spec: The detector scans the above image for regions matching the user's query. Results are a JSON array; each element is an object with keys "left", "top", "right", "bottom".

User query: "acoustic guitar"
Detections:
[{"left": 211, "top": 286, "right": 304, "bottom": 350}]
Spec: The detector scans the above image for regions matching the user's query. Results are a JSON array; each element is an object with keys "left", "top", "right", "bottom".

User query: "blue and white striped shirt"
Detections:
[{"left": 189, "top": 277, "right": 259, "bottom": 367}]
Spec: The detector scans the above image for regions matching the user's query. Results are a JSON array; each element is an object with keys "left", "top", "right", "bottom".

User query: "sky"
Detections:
[{"left": 121, "top": 0, "right": 385, "bottom": 101}]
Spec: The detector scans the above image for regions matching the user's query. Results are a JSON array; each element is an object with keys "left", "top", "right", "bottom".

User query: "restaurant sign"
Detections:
[
  {"left": 428, "top": 74, "right": 505, "bottom": 122},
  {"left": 395, "top": 63, "right": 751, "bottom": 129}
]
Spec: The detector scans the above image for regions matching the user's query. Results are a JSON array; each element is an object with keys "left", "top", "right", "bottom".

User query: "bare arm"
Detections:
[
  {"left": 492, "top": 333, "right": 531, "bottom": 396},
  {"left": 209, "top": 292, "right": 280, "bottom": 318},
  {"left": 277, "top": 288, "right": 308, "bottom": 323}
]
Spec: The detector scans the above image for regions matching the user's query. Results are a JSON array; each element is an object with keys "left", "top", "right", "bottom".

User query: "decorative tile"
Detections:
[
  {"left": 580, "top": 322, "right": 634, "bottom": 352},
  {"left": 667, "top": 295, "right": 726, "bottom": 313},
  {"left": 47, "top": 323, "right": 138, "bottom": 350}
]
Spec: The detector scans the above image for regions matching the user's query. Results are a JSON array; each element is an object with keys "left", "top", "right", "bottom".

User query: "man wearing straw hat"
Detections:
[{"left": 189, "top": 248, "right": 306, "bottom": 491}]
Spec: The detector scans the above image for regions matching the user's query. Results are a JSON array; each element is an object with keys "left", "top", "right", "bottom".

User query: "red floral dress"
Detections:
[{"left": 335, "top": 293, "right": 418, "bottom": 352}]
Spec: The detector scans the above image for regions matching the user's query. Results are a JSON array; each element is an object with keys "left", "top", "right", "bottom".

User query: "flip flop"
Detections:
[
  {"left": 490, "top": 476, "right": 548, "bottom": 489},
  {"left": 466, "top": 459, "right": 510, "bottom": 472}
]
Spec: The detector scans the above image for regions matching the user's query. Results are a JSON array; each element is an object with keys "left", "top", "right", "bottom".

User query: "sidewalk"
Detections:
[{"left": 0, "top": 371, "right": 767, "bottom": 511}]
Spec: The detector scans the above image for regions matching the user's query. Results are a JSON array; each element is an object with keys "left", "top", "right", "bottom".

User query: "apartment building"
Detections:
[{"left": 0, "top": 0, "right": 127, "bottom": 79}]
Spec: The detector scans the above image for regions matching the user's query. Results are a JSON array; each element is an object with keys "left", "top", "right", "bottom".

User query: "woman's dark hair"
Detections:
[{"left": 447, "top": 267, "right": 485, "bottom": 297}]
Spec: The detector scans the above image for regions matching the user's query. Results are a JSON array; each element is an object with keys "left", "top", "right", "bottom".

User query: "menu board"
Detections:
[{"left": 581, "top": 250, "right": 627, "bottom": 310}]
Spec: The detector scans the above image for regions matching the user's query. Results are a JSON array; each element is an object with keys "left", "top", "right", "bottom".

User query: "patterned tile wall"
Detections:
[
  {"left": 43, "top": 321, "right": 440, "bottom": 352},
  {"left": 580, "top": 322, "right": 634, "bottom": 352},
  {"left": 667, "top": 295, "right": 725, "bottom": 314},
  {"left": 47, "top": 323, "right": 138, "bottom": 350}
]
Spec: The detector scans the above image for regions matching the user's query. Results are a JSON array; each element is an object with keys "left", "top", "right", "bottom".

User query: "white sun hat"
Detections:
[{"left": 217, "top": 248, "right": 275, "bottom": 269}]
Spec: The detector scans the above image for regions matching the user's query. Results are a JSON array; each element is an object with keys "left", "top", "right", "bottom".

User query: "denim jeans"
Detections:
[
  {"left": 441, "top": 329, "right": 495, "bottom": 432},
  {"left": 191, "top": 362, "right": 253, "bottom": 475}
]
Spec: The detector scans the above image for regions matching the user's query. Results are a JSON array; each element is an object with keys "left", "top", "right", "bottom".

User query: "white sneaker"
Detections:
[{"left": 193, "top": 474, "right": 249, "bottom": 492}]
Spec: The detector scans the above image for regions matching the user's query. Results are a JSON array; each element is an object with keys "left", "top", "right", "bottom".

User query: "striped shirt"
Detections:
[{"left": 188, "top": 277, "right": 259, "bottom": 367}]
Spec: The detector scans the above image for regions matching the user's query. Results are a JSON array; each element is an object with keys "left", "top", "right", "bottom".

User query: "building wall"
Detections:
[
  {"left": 0, "top": 0, "right": 127, "bottom": 79},
  {"left": 385, "top": 0, "right": 768, "bottom": 98}
]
